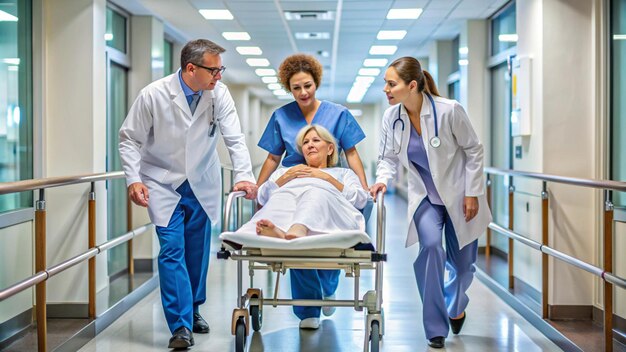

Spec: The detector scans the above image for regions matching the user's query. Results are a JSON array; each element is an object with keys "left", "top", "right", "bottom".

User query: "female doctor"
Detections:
[{"left": 370, "top": 57, "right": 492, "bottom": 349}]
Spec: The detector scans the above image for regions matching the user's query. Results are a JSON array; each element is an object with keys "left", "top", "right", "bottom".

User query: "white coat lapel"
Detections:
[
  {"left": 169, "top": 75, "right": 193, "bottom": 119},
  {"left": 193, "top": 94, "right": 210, "bottom": 120},
  {"left": 398, "top": 104, "right": 411, "bottom": 167},
  {"left": 419, "top": 92, "right": 432, "bottom": 160}
]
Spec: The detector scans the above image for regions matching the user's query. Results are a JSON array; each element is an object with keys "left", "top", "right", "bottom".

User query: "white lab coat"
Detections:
[
  {"left": 119, "top": 70, "right": 255, "bottom": 227},
  {"left": 375, "top": 93, "right": 492, "bottom": 249}
]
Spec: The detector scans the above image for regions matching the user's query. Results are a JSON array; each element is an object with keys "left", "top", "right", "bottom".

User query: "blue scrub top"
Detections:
[{"left": 258, "top": 100, "right": 366, "bottom": 167}]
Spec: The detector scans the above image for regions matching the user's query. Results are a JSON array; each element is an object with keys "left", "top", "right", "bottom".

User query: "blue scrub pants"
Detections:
[
  {"left": 155, "top": 180, "right": 212, "bottom": 333},
  {"left": 290, "top": 269, "right": 340, "bottom": 319},
  {"left": 413, "top": 198, "right": 478, "bottom": 339}
]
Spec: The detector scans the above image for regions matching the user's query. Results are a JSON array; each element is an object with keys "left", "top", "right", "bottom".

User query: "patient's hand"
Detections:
[
  {"left": 276, "top": 164, "right": 308, "bottom": 187},
  {"left": 297, "top": 167, "right": 333, "bottom": 182}
]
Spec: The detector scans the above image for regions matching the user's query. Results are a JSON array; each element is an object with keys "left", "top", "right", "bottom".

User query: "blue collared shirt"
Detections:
[{"left": 178, "top": 69, "right": 202, "bottom": 106}]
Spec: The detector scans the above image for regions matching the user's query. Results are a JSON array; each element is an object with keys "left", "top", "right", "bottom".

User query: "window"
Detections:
[
  {"left": 164, "top": 39, "right": 174, "bottom": 75},
  {"left": 491, "top": 2, "right": 517, "bottom": 56},
  {"left": 0, "top": 0, "right": 33, "bottom": 215},
  {"left": 105, "top": 5, "right": 130, "bottom": 276},
  {"left": 611, "top": 0, "right": 626, "bottom": 207}
]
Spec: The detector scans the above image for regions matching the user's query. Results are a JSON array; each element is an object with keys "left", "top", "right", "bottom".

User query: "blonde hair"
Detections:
[{"left": 295, "top": 125, "right": 338, "bottom": 167}]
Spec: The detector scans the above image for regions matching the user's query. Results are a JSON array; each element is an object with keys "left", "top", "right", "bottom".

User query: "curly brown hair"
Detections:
[{"left": 278, "top": 54, "right": 323, "bottom": 92}]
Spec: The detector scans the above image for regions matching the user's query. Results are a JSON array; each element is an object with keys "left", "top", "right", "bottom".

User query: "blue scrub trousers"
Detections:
[
  {"left": 155, "top": 180, "right": 212, "bottom": 333},
  {"left": 413, "top": 198, "right": 478, "bottom": 339},
  {"left": 290, "top": 269, "right": 340, "bottom": 319}
]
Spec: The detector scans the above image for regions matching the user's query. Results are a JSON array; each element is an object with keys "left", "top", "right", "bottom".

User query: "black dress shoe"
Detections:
[
  {"left": 449, "top": 311, "right": 466, "bottom": 334},
  {"left": 193, "top": 313, "right": 210, "bottom": 333},
  {"left": 428, "top": 336, "right": 445, "bottom": 349},
  {"left": 168, "top": 326, "right": 194, "bottom": 350}
]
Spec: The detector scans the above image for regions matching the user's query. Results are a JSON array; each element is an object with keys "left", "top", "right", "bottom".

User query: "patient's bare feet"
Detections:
[
  {"left": 256, "top": 219, "right": 286, "bottom": 239},
  {"left": 285, "top": 224, "right": 308, "bottom": 240}
]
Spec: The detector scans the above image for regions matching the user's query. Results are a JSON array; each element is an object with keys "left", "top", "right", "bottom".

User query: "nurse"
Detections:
[
  {"left": 257, "top": 54, "right": 368, "bottom": 329},
  {"left": 370, "top": 57, "right": 492, "bottom": 349}
]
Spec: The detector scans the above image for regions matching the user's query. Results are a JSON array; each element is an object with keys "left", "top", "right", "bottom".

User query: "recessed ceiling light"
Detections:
[
  {"left": 347, "top": 86, "right": 368, "bottom": 103},
  {"left": 255, "top": 68, "right": 276, "bottom": 76},
  {"left": 199, "top": 9, "right": 234, "bottom": 20},
  {"left": 369, "top": 45, "right": 397, "bottom": 55},
  {"left": 498, "top": 34, "right": 518, "bottom": 42},
  {"left": 104, "top": 33, "right": 113, "bottom": 41},
  {"left": 363, "top": 58, "right": 388, "bottom": 67},
  {"left": 354, "top": 76, "right": 375, "bottom": 87},
  {"left": 267, "top": 83, "right": 282, "bottom": 90},
  {"left": 377, "top": 30, "right": 407, "bottom": 40},
  {"left": 246, "top": 58, "right": 270, "bottom": 67},
  {"left": 349, "top": 109, "right": 363, "bottom": 117},
  {"left": 458, "top": 47, "right": 469, "bottom": 55},
  {"left": 614, "top": 34, "right": 626, "bottom": 40},
  {"left": 2, "top": 58, "right": 20, "bottom": 65},
  {"left": 386, "top": 8, "right": 423, "bottom": 20},
  {"left": 359, "top": 68, "right": 380, "bottom": 76},
  {"left": 0, "top": 10, "right": 18, "bottom": 21},
  {"left": 295, "top": 32, "right": 330, "bottom": 40},
  {"left": 459, "top": 59, "right": 469, "bottom": 66},
  {"left": 278, "top": 95, "right": 293, "bottom": 100},
  {"left": 236, "top": 46, "right": 262, "bottom": 55},
  {"left": 284, "top": 11, "right": 334, "bottom": 20},
  {"left": 261, "top": 76, "right": 278, "bottom": 83},
  {"left": 273, "top": 89, "right": 288, "bottom": 96},
  {"left": 222, "top": 32, "right": 251, "bottom": 41}
]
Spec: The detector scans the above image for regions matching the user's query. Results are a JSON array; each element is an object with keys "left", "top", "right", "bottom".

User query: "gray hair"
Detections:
[{"left": 180, "top": 39, "right": 225, "bottom": 71}]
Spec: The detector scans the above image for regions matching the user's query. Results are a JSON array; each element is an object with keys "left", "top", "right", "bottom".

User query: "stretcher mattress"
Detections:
[{"left": 219, "top": 230, "right": 374, "bottom": 251}]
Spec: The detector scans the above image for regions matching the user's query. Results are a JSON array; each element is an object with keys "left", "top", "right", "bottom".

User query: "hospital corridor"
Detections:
[{"left": 1, "top": 0, "right": 626, "bottom": 351}]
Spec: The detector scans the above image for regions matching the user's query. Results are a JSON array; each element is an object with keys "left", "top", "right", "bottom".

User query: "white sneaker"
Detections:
[
  {"left": 299, "top": 317, "right": 320, "bottom": 329},
  {"left": 322, "top": 294, "right": 336, "bottom": 317}
]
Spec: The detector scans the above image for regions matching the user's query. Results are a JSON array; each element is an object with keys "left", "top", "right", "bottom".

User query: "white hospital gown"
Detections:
[{"left": 237, "top": 166, "right": 369, "bottom": 235}]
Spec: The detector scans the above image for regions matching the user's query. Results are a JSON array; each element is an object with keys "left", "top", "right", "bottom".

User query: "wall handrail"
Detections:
[
  {"left": 0, "top": 171, "right": 126, "bottom": 195},
  {"left": 484, "top": 166, "right": 626, "bottom": 192},
  {"left": 0, "top": 223, "right": 152, "bottom": 302}
]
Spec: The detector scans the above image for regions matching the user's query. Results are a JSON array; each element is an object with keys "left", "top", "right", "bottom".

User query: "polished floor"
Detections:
[{"left": 78, "top": 194, "right": 562, "bottom": 352}]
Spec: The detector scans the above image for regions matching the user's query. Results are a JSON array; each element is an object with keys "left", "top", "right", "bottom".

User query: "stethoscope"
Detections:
[
  {"left": 381, "top": 93, "right": 440, "bottom": 159},
  {"left": 208, "top": 98, "right": 218, "bottom": 137}
]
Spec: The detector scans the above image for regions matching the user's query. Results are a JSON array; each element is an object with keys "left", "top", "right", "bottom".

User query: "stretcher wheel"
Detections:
[
  {"left": 369, "top": 320, "right": 380, "bottom": 352},
  {"left": 235, "top": 317, "right": 246, "bottom": 352},
  {"left": 250, "top": 304, "right": 262, "bottom": 331}
]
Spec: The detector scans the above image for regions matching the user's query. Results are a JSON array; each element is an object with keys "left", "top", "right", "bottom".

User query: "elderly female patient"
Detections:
[{"left": 237, "top": 124, "right": 368, "bottom": 329}]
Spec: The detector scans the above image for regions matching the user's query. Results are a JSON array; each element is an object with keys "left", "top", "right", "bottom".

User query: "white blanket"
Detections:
[{"left": 220, "top": 230, "right": 372, "bottom": 250}]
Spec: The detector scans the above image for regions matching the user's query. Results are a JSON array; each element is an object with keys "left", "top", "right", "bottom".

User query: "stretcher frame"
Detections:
[{"left": 217, "top": 190, "right": 387, "bottom": 352}]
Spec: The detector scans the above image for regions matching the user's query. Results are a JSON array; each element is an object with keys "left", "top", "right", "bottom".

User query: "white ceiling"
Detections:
[{"left": 115, "top": 0, "right": 509, "bottom": 105}]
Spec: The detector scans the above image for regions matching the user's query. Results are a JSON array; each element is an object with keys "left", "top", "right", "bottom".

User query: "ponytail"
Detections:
[
  {"left": 389, "top": 57, "right": 440, "bottom": 97},
  {"left": 422, "top": 70, "right": 440, "bottom": 97}
]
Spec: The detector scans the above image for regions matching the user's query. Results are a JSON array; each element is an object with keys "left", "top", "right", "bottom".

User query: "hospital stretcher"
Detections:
[{"left": 217, "top": 190, "right": 387, "bottom": 352}]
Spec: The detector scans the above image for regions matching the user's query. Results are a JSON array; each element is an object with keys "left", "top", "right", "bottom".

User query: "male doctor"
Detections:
[{"left": 119, "top": 39, "right": 257, "bottom": 349}]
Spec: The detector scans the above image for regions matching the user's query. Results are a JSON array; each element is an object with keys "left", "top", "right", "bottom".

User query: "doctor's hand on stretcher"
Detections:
[
  {"left": 464, "top": 196, "right": 479, "bottom": 222},
  {"left": 128, "top": 182, "right": 149, "bottom": 207},
  {"left": 369, "top": 183, "right": 386, "bottom": 201},
  {"left": 233, "top": 181, "right": 258, "bottom": 200}
]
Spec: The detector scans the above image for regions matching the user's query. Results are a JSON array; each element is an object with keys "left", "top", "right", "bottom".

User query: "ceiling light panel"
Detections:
[
  {"left": 0, "top": 10, "right": 18, "bottom": 21},
  {"left": 267, "top": 83, "right": 282, "bottom": 90},
  {"left": 295, "top": 32, "right": 330, "bottom": 40},
  {"left": 377, "top": 30, "right": 407, "bottom": 40},
  {"left": 255, "top": 69, "right": 276, "bottom": 76},
  {"left": 236, "top": 46, "right": 262, "bottom": 55},
  {"left": 386, "top": 8, "right": 423, "bottom": 20},
  {"left": 199, "top": 9, "right": 234, "bottom": 20},
  {"left": 246, "top": 58, "right": 270, "bottom": 67},
  {"left": 222, "top": 32, "right": 251, "bottom": 41},
  {"left": 284, "top": 11, "right": 334, "bottom": 20},
  {"left": 369, "top": 45, "right": 397, "bottom": 55},
  {"left": 261, "top": 76, "right": 278, "bottom": 83},
  {"left": 363, "top": 59, "right": 388, "bottom": 67},
  {"left": 358, "top": 68, "right": 380, "bottom": 76}
]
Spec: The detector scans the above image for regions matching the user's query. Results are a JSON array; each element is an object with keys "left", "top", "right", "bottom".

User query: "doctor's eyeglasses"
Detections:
[{"left": 194, "top": 63, "right": 226, "bottom": 76}]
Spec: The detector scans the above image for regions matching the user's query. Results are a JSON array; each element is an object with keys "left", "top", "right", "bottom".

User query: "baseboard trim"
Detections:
[
  {"left": 0, "top": 308, "right": 32, "bottom": 349},
  {"left": 47, "top": 303, "right": 88, "bottom": 319},
  {"left": 475, "top": 268, "right": 582, "bottom": 352},
  {"left": 134, "top": 258, "right": 158, "bottom": 273},
  {"left": 548, "top": 305, "right": 593, "bottom": 321},
  {"left": 52, "top": 274, "right": 159, "bottom": 352}
]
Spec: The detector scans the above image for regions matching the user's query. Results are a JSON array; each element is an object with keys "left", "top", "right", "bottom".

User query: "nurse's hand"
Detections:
[
  {"left": 369, "top": 183, "right": 387, "bottom": 200},
  {"left": 234, "top": 181, "right": 258, "bottom": 200},
  {"left": 128, "top": 182, "right": 149, "bottom": 207},
  {"left": 464, "top": 196, "right": 479, "bottom": 222}
]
